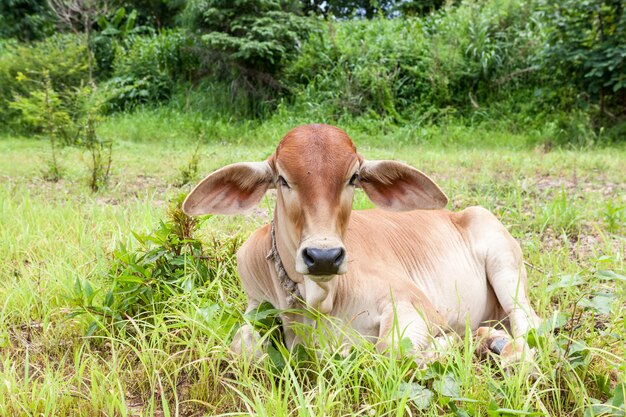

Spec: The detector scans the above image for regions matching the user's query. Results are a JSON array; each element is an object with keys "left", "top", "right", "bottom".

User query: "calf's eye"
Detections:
[
  {"left": 278, "top": 175, "right": 290, "bottom": 188},
  {"left": 349, "top": 173, "right": 358, "bottom": 186}
]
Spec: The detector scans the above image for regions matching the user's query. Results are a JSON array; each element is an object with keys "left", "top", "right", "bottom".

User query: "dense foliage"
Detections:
[
  {"left": 286, "top": 0, "right": 549, "bottom": 122},
  {"left": 542, "top": 0, "right": 626, "bottom": 111},
  {"left": 0, "top": 34, "right": 89, "bottom": 129},
  {"left": 0, "top": 0, "right": 55, "bottom": 41},
  {"left": 0, "top": 0, "right": 625, "bottom": 141},
  {"left": 181, "top": 0, "right": 315, "bottom": 114}
]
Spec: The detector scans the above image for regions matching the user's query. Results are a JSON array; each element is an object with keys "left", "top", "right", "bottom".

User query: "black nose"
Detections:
[{"left": 302, "top": 247, "right": 346, "bottom": 275}]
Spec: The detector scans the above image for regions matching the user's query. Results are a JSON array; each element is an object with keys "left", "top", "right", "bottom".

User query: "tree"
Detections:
[
  {"left": 300, "top": 0, "right": 444, "bottom": 18},
  {"left": 302, "top": 0, "right": 394, "bottom": 18},
  {"left": 48, "top": 0, "right": 110, "bottom": 83},
  {"left": 395, "top": 0, "right": 445, "bottom": 16},
  {"left": 112, "top": 0, "right": 185, "bottom": 29},
  {"left": 184, "top": 0, "right": 311, "bottom": 74},
  {"left": 182, "top": 0, "right": 314, "bottom": 114}
]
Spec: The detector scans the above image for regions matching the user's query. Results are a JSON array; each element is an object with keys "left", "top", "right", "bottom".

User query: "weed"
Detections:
[
  {"left": 535, "top": 188, "right": 582, "bottom": 237},
  {"left": 68, "top": 194, "right": 226, "bottom": 335},
  {"left": 175, "top": 136, "right": 202, "bottom": 187},
  {"left": 604, "top": 200, "right": 625, "bottom": 235},
  {"left": 10, "top": 70, "right": 70, "bottom": 181},
  {"left": 81, "top": 110, "right": 112, "bottom": 192}
]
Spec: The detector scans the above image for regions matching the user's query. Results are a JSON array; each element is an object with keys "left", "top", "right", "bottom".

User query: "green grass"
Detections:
[{"left": 1, "top": 119, "right": 625, "bottom": 416}]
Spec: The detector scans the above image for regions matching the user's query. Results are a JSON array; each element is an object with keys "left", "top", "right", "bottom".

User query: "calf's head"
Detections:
[{"left": 183, "top": 124, "right": 447, "bottom": 282}]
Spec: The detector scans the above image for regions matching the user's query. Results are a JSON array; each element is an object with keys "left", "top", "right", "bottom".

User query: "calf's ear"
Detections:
[
  {"left": 359, "top": 160, "right": 448, "bottom": 211},
  {"left": 183, "top": 161, "right": 274, "bottom": 215}
]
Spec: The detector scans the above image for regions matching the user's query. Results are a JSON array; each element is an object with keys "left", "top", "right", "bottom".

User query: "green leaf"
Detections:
[
  {"left": 394, "top": 382, "right": 434, "bottom": 410},
  {"left": 116, "top": 274, "right": 145, "bottom": 284},
  {"left": 398, "top": 336, "right": 414, "bottom": 355},
  {"left": 180, "top": 276, "right": 195, "bottom": 292},
  {"left": 66, "top": 310, "right": 83, "bottom": 319},
  {"left": 449, "top": 403, "right": 471, "bottom": 417},
  {"left": 433, "top": 373, "right": 461, "bottom": 398},
  {"left": 611, "top": 383, "right": 625, "bottom": 410},
  {"left": 86, "top": 321, "right": 99, "bottom": 337},
  {"left": 585, "top": 384, "right": 626, "bottom": 417},
  {"left": 245, "top": 302, "right": 281, "bottom": 323},
  {"left": 562, "top": 339, "right": 590, "bottom": 368},
  {"left": 547, "top": 274, "right": 584, "bottom": 292},
  {"left": 84, "top": 281, "right": 95, "bottom": 301},
  {"left": 103, "top": 291, "right": 114, "bottom": 308},
  {"left": 74, "top": 277, "right": 82, "bottom": 297},
  {"left": 267, "top": 345, "right": 286, "bottom": 371},
  {"left": 578, "top": 292, "right": 617, "bottom": 315},
  {"left": 112, "top": 7, "right": 126, "bottom": 27},
  {"left": 422, "top": 360, "right": 448, "bottom": 379},
  {"left": 125, "top": 10, "right": 137, "bottom": 34},
  {"left": 597, "top": 270, "right": 626, "bottom": 282}
]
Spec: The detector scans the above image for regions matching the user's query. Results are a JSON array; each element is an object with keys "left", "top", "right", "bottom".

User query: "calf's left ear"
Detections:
[
  {"left": 183, "top": 161, "right": 274, "bottom": 215},
  {"left": 359, "top": 160, "right": 448, "bottom": 211}
]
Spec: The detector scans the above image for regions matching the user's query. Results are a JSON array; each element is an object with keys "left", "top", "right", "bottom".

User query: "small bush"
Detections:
[
  {"left": 541, "top": 0, "right": 626, "bottom": 113},
  {"left": 100, "top": 30, "right": 197, "bottom": 112},
  {"left": 69, "top": 194, "right": 243, "bottom": 334},
  {"left": 182, "top": 0, "right": 312, "bottom": 76},
  {"left": 100, "top": 73, "right": 172, "bottom": 112},
  {"left": 8, "top": 70, "right": 74, "bottom": 138},
  {"left": 9, "top": 70, "right": 72, "bottom": 181},
  {"left": 286, "top": 18, "right": 430, "bottom": 120},
  {"left": 78, "top": 106, "right": 112, "bottom": 192},
  {"left": 114, "top": 30, "right": 197, "bottom": 79},
  {"left": 0, "top": 34, "right": 89, "bottom": 130},
  {"left": 175, "top": 138, "right": 202, "bottom": 187}
]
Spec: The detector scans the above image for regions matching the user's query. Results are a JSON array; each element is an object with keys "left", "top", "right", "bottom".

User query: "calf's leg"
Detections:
[
  {"left": 377, "top": 301, "right": 449, "bottom": 367},
  {"left": 484, "top": 237, "right": 541, "bottom": 367},
  {"left": 230, "top": 302, "right": 266, "bottom": 359}
]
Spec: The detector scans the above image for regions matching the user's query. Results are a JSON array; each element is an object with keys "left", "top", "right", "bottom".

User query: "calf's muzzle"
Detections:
[{"left": 302, "top": 247, "right": 346, "bottom": 276}]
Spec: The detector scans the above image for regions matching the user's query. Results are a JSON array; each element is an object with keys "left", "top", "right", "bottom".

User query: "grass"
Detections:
[{"left": 0, "top": 116, "right": 625, "bottom": 416}]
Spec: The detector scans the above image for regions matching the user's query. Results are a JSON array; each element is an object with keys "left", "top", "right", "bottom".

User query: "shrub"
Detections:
[
  {"left": 286, "top": 18, "right": 432, "bottom": 121},
  {"left": 100, "top": 30, "right": 197, "bottom": 111},
  {"left": 114, "top": 0, "right": 185, "bottom": 29},
  {"left": 9, "top": 70, "right": 70, "bottom": 180},
  {"left": 78, "top": 104, "right": 113, "bottom": 192},
  {"left": 175, "top": 137, "right": 201, "bottom": 186},
  {"left": 182, "top": 0, "right": 311, "bottom": 75},
  {"left": 0, "top": 34, "right": 89, "bottom": 130},
  {"left": 91, "top": 6, "right": 166, "bottom": 79},
  {"left": 92, "top": 6, "right": 142, "bottom": 79},
  {"left": 116, "top": 30, "right": 198, "bottom": 79},
  {"left": 541, "top": 0, "right": 626, "bottom": 115},
  {"left": 8, "top": 70, "right": 74, "bottom": 138},
  {"left": 69, "top": 194, "right": 244, "bottom": 334},
  {"left": 0, "top": 0, "right": 56, "bottom": 41},
  {"left": 181, "top": 0, "right": 315, "bottom": 116},
  {"left": 100, "top": 73, "right": 172, "bottom": 112}
]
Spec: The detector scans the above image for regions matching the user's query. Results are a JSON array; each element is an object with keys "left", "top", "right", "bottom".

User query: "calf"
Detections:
[{"left": 183, "top": 124, "right": 540, "bottom": 366}]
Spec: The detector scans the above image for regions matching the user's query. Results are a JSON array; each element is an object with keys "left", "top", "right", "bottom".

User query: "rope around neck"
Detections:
[{"left": 266, "top": 221, "right": 302, "bottom": 308}]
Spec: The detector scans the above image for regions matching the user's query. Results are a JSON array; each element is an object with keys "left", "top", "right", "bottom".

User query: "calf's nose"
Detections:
[{"left": 302, "top": 247, "right": 345, "bottom": 275}]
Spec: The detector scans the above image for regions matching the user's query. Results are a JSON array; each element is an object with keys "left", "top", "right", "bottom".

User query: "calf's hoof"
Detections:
[{"left": 475, "top": 327, "right": 539, "bottom": 377}]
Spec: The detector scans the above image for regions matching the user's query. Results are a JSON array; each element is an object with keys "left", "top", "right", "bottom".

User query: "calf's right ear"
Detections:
[{"left": 183, "top": 161, "right": 274, "bottom": 215}]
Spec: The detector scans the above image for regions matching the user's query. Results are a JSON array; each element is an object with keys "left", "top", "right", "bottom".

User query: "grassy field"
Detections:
[{"left": 1, "top": 118, "right": 625, "bottom": 416}]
